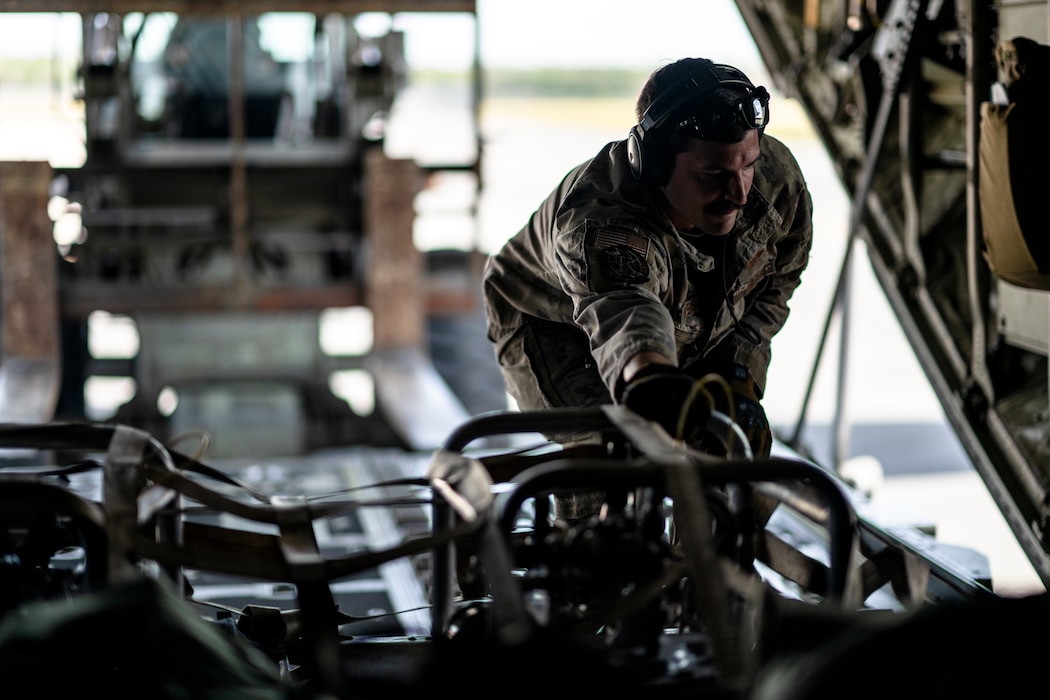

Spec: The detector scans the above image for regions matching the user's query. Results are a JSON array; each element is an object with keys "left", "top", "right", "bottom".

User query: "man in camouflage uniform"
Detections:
[{"left": 483, "top": 58, "right": 813, "bottom": 503}]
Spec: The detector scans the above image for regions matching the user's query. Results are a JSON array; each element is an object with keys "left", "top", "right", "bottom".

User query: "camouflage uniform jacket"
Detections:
[{"left": 483, "top": 134, "right": 813, "bottom": 401}]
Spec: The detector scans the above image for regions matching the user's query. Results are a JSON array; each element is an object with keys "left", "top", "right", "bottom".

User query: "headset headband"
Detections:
[{"left": 637, "top": 63, "right": 761, "bottom": 135}]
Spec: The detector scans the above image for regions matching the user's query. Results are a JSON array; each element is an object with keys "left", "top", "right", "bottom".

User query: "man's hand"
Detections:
[
  {"left": 731, "top": 393, "right": 771, "bottom": 459},
  {"left": 723, "top": 364, "right": 772, "bottom": 459},
  {"left": 620, "top": 364, "right": 711, "bottom": 441}
]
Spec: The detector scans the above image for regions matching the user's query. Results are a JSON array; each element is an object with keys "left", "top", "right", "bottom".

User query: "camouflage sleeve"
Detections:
[{"left": 554, "top": 218, "right": 679, "bottom": 397}]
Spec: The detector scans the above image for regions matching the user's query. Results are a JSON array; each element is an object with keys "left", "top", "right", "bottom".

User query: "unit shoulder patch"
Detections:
[{"left": 598, "top": 244, "right": 649, "bottom": 284}]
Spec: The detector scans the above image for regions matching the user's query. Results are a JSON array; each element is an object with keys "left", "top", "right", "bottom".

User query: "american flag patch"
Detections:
[{"left": 596, "top": 226, "right": 650, "bottom": 256}]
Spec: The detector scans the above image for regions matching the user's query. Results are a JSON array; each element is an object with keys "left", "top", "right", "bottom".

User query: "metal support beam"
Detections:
[{"left": 0, "top": 160, "right": 60, "bottom": 423}]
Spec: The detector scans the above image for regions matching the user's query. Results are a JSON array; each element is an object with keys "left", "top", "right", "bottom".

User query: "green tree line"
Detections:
[
  {"left": 0, "top": 57, "right": 78, "bottom": 85},
  {"left": 414, "top": 68, "right": 649, "bottom": 98},
  {"left": 0, "top": 57, "right": 645, "bottom": 100}
]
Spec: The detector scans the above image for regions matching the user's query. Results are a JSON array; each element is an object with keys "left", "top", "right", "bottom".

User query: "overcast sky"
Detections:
[
  {"left": 430, "top": 0, "right": 758, "bottom": 69},
  {"left": 0, "top": 2, "right": 762, "bottom": 73}
]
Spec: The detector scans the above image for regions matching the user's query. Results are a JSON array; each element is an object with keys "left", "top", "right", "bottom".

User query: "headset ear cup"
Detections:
[
  {"left": 627, "top": 125, "right": 645, "bottom": 181},
  {"left": 627, "top": 125, "right": 670, "bottom": 185}
]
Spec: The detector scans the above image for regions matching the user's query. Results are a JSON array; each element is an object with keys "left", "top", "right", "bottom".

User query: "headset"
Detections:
[{"left": 627, "top": 62, "right": 770, "bottom": 184}]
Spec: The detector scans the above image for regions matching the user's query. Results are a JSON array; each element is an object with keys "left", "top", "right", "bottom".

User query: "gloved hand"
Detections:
[
  {"left": 620, "top": 364, "right": 711, "bottom": 442},
  {"left": 720, "top": 363, "right": 771, "bottom": 459}
]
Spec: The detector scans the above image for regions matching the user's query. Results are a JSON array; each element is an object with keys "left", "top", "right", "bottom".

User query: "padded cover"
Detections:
[{"left": 979, "top": 37, "right": 1050, "bottom": 290}]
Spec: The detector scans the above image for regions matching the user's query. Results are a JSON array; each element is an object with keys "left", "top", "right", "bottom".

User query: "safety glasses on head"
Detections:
[
  {"left": 672, "top": 84, "right": 770, "bottom": 139},
  {"left": 637, "top": 62, "right": 770, "bottom": 138}
]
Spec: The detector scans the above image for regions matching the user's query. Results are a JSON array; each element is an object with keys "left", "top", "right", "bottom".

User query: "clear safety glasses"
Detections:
[{"left": 674, "top": 85, "right": 771, "bottom": 139}]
